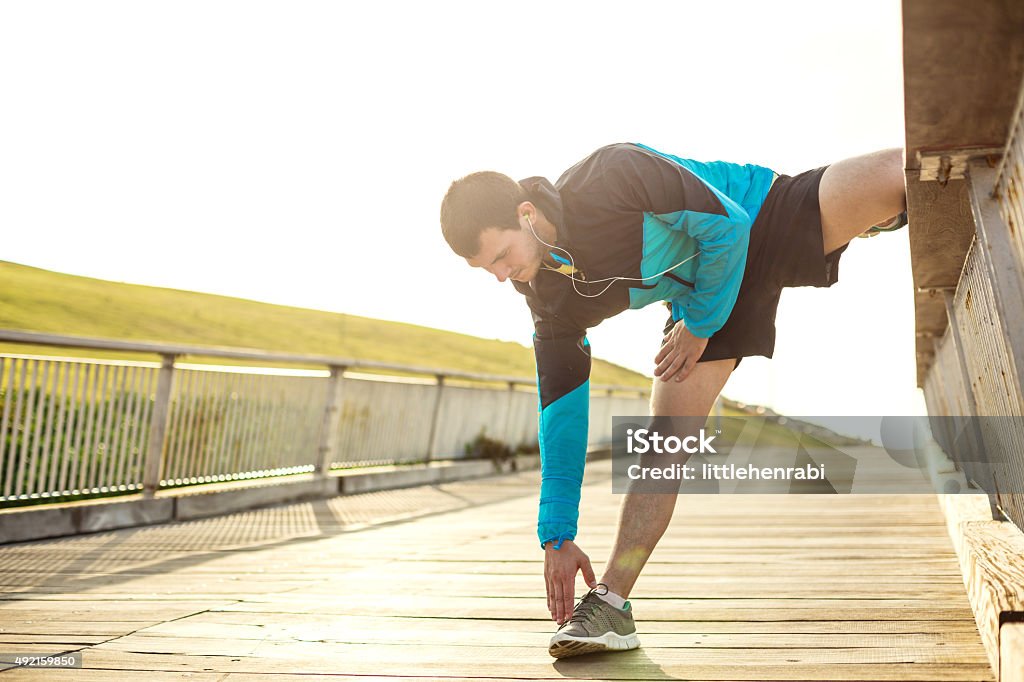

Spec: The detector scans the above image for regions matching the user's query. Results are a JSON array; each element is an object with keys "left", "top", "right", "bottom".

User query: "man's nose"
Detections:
[{"left": 492, "top": 266, "right": 510, "bottom": 283}]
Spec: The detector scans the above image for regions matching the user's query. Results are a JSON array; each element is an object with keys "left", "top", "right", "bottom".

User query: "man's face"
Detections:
[{"left": 466, "top": 226, "right": 545, "bottom": 283}]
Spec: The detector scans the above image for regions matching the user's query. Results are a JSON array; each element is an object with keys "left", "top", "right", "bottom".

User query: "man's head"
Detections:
[{"left": 440, "top": 171, "right": 548, "bottom": 283}]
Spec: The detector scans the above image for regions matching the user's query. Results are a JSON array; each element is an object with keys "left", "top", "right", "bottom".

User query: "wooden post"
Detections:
[
  {"left": 315, "top": 365, "right": 345, "bottom": 475},
  {"left": 142, "top": 354, "right": 176, "bottom": 497},
  {"left": 425, "top": 375, "right": 445, "bottom": 462},
  {"left": 1002, "top": 621, "right": 1024, "bottom": 682}
]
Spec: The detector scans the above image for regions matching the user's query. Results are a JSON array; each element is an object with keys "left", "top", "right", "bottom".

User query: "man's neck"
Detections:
[{"left": 532, "top": 212, "right": 559, "bottom": 248}]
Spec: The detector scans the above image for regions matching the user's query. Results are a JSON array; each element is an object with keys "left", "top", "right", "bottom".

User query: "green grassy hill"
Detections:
[{"left": 0, "top": 261, "right": 650, "bottom": 388}]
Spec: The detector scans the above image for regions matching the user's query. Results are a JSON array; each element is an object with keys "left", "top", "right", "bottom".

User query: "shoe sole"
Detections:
[{"left": 548, "top": 631, "right": 640, "bottom": 658}]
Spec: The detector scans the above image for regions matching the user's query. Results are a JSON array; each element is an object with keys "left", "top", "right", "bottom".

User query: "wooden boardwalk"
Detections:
[{"left": 0, "top": 459, "right": 994, "bottom": 680}]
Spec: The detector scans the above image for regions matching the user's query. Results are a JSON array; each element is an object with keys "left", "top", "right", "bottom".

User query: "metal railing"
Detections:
[
  {"left": 922, "top": 144, "right": 1024, "bottom": 527},
  {"left": 995, "top": 69, "right": 1024, "bottom": 293},
  {"left": 0, "top": 330, "right": 650, "bottom": 505}
]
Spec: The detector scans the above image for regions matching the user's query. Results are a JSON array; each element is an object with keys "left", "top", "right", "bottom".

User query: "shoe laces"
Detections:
[{"left": 559, "top": 583, "right": 609, "bottom": 629}]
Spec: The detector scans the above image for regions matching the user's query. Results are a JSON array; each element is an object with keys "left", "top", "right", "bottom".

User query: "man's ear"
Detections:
[{"left": 516, "top": 200, "right": 537, "bottom": 227}]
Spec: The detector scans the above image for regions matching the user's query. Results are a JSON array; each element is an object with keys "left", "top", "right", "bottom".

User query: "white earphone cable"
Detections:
[{"left": 525, "top": 215, "right": 701, "bottom": 298}]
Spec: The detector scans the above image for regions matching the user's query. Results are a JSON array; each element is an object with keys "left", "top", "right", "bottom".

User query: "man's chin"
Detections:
[{"left": 511, "top": 267, "right": 532, "bottom": 283}]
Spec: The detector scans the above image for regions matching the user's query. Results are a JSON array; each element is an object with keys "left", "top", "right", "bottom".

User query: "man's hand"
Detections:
[
  {"left": 654, "top": 324, "right": 709, "bottom": 383},
  {"left": 544, "top": 540, "right": 596, "bottom": 624}
]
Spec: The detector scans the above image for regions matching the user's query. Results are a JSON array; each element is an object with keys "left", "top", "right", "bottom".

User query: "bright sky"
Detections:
[{"left": 0, "top": 0, "right": 925, "bottom": 418}]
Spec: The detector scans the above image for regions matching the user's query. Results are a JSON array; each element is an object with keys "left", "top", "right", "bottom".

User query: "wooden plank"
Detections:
[
  {"left": 91, "top": 634, "right": 993, "bottom": 663},
  {"left": 0, "top": 570, "right": 970, "bottom": 588},
  {"left": 1, "top": 583, "right": 966, "bottom": 602},
  {"left": 139, "top": 611, "right": 986, "bottom": 637},
  {"left": 0, "top": 622, "right": 155, "bottom": 637},
  {"left": 4, "top": 672, "right": 223, "bottom": 681},
  {"left": 322, "top": 559, "right": 969, "bottom": 577},
  {"left": 461, "top": 526, "right": 958, "bottom": 539},
  {"left": 0, "top": 601, "right": 237, "bottom": 622},
  {"left": 0, "top": 634, "right": 107, "bottom": 645},
  {"left": 938, "top": 485, "right": 1024, "bottom": 677},
  {"left": 961, "top": 522, "right": 1024, "bottom": 673},
  {"left": 0, "top": 554, "right": 967, "bottom": 572},
  {"left": 209, "top": 676, "right": 967, "bottom": 682},
  {"left": 907, "top": 174, "right": 974, "bottom": 290},
  {"left": 903, "top": 0, "right": 1024, "bottom": 162},
  {"left": 210, "top": 596, "right": 975, "bottom": 621},
  {"left": 938, "top": 493, "right": 998, "bottom": 556},
  {"left": 906, "top": 173, "right": 972, "bottom": 382},
  {"left": 316, "top": 567, "right": 968, "bottom": 585},
  {"left": 1002, "top": 620, "right": 1024, "bottom": 682},
  {"left": 67, "top": 648, "right": 999, "bottom": 680},
  {"left": 137, "top": 617, "right": 985, "bottom": 649},
  {"left": 438, "top": 536, "right": 961, "bottom": 548}
]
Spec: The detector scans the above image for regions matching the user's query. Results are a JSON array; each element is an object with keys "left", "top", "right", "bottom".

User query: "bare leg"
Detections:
[
  {"left": 600, "top": 358, "right": 735, "bottom": 598},
  {"left": 819, "top": 148, "right": 907, "bottom": 254}
]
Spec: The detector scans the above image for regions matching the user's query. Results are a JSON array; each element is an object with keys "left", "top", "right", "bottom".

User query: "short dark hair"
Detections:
[{"left": 440, "top": 171, "right": 528, "bottom": 258}]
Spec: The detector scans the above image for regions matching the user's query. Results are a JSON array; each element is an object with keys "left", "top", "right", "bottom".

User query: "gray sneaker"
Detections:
[
  {"left": 858, "top": 210, "right": 909, "bottom": 238},
  {"left": 548, "top": 584, "right": 640, "bottom": 658}
]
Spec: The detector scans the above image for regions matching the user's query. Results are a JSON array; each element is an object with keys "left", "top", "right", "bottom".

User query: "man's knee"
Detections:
[
  {"left": 882, "top": 147, "right": 907, "bottom": 188},
  {"left": 870, "top": 148, "right": 907, "bottom": 196}
]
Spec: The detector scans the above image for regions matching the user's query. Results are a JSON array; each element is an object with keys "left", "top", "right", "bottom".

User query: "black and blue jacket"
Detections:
[{"left": 512, "top": 143, "right": 776, "bottom": 549}]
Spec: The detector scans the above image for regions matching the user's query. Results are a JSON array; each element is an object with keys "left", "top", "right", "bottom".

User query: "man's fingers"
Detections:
[
  {"left": 546, "top": 576, "right": 553, "bottom": 617},
  {"left": 561, "top": 576, "right": 574, "bottom": 624},
  {"left": 675, "top": 357, "right": 696, "bottom": 382},
  {"left": 654, "top": 337, "right": 674, "bottom": 365},
  {"left": 552, "top": 579, "right": 564, "bottom": 623},
  {"left": 582, "top": 558, "right": 597, "bottom": 588},
  {"left": 654, "top": 349, "right": 679, "bottom": 377},
  {"left": 659, "top": 355, "right": 686, "bottom": 382}
]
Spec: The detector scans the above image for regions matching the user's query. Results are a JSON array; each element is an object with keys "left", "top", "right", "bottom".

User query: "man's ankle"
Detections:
[{"left": 594, "top": 582, "right": 630, "bottom": 610}]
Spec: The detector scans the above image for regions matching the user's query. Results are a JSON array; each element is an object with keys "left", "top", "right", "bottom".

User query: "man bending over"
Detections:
[{"left": 439, "top": 142, "right": 907, "bottom": 658}]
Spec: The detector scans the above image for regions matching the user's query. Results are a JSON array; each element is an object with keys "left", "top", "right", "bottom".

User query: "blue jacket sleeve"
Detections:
[
  {"left": 531, "top": 312, "right": 591, "bottom": 550},
  {"left": 601, "top": 143, "right": 753, "bottom": 338}
]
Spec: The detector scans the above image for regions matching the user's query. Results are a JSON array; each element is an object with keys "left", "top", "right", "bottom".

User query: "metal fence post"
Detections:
[
  {"left": 967, "top": 160, "right": 1024, "bottom": 521},
  {"left": 425, "top": 375, "right": 446, "bottom": 462},
  {"left": 142, "top": 354, "right": 176, "bottom": 497},
  {"left": 501, "top": 381, "right": 517, "bottom": 447},
  {"left": 942, "top": 289, "right": 1000, "bottom": 518},
  {"left": 315, "top": 365, "right": 346, "bottom": 475},
  {"left": 969, "top": 161, "right": 1024, "bottom": 395},
  {"left": 604, "top": 388, "right": 616, "bottom": 445}
]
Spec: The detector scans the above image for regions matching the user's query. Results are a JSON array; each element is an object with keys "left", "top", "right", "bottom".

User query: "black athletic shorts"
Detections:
[{"left": 663, "top": 165, "right": 848, "bottom": 368}]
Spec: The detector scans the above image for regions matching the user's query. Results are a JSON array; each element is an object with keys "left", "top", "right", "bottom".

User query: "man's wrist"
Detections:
[{"left": 680, "top": 320, "right": 712, "bottom": 340}]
